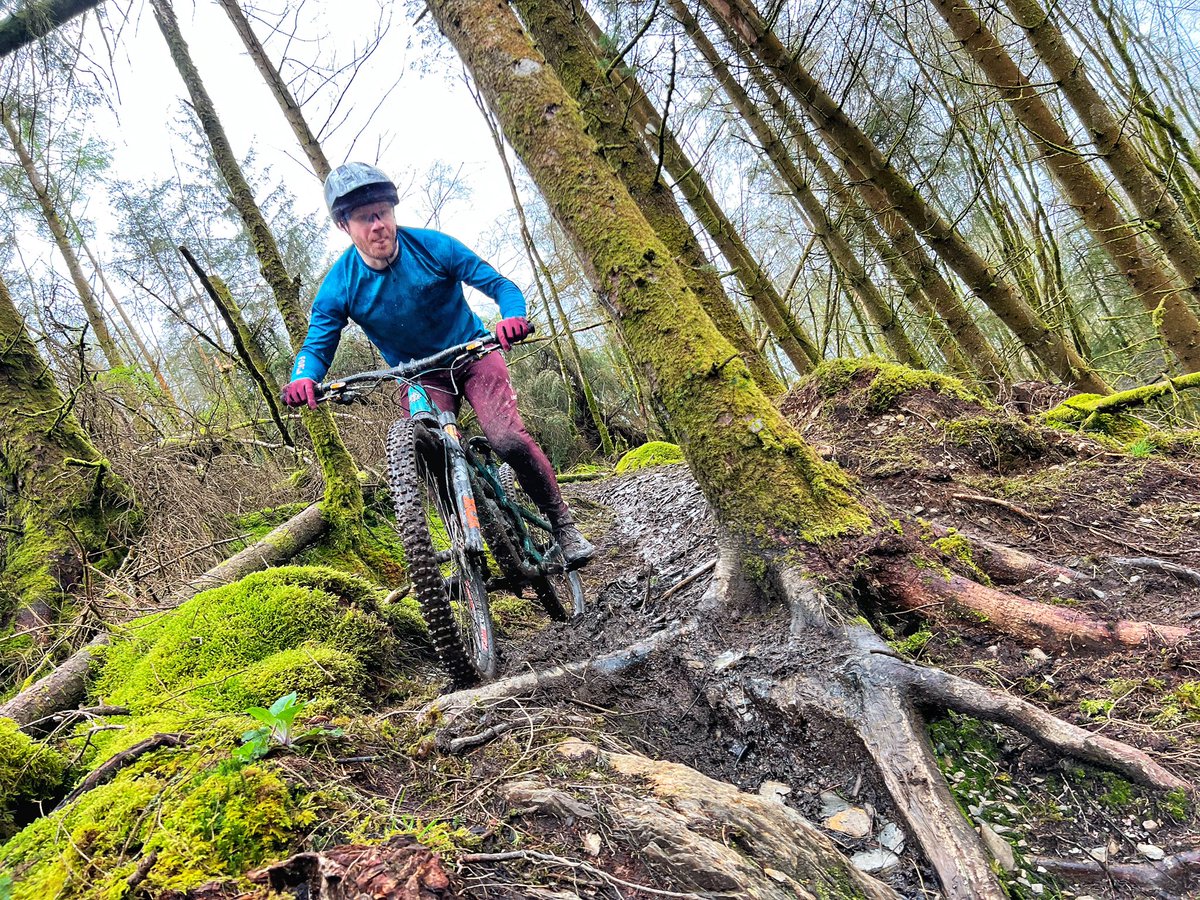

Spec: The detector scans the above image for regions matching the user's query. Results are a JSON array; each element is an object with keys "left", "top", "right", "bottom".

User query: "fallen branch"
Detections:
[
  {"left": 1033, "top": 850, "right": 1200, "bottom": 898},
  {"left": 878, "top": 562, "right": 1191, "bottom": 650},
  {"left": 951, "top": 492, "right": 1045, "bottom": 522},
  {"left": 1110, "top": 556, "right": 1200, "bottom": 587},
  {"left": 2, "top": 503, "right": 329, "bottom": 730},
  {"left": 658, "top": 558, "right": 717, "bottom": 601},
  {"left": 55, "top": 733, "right": 187, "bottom": 810},
  {"left": 459, "top": 849, "right": 712, "bottom": 899}
]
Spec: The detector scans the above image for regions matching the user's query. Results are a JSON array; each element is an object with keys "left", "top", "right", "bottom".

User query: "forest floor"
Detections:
[{"left": 482, "top": 370, "right": 1200, "bottom": 899}]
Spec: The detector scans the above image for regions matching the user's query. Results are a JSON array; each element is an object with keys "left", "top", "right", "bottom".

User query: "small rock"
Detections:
[
  {"left": 1137, "top": 843, "right": 1165, "bottom": 861},
  {"left": 1143, "top": 819, "right": 1159, "bottom": 832},
  {"left": 1030, "top": 884, "right": 1044, "bottom": 895},
  {"left": 758, "top": 780, "right": 791, "bottom": 803},
  {"left": 557, "top": 738, "right": 598, "bottom": 761},
  {"left": 583, "top": 833, "right": 602, "bottom": 857},
  {"left": 1027, "top": 647, "right": 1050, "bottom": 665},
  {"left": 686, "top": 659, "right": 706, "bottom": 670},
  {"left": 850, "top": 849, "right": 901, "bottom": 873},
  {"left": 878, "top": 822, "right": 905, "bottom": 853},
  {"left": 1087, "top": 846, "right": 1108, "bottom": 863},
  {"left": 1129, "top": 575, "right": 1141, "bottom": 584},
  {"left": 1054, "top": 574, "right": 1072, "bottom": 585},
  {"left": 985, "top": 645, "right": 1000, "bottom": 656},
  {"left": 820, "top": 791, "right": 850, "bottom": 817},
  {"left": 825, "top": 807, "right": 872, "bottom": 839},
  {"left": 979, "top": 822, "right": 1016, "bottom": 872},
  {"left": 713, "top": 649, "right": 746, "bottom": 672},
  {"left": 1108, "top": 837, "right": 1120, "bottom": 857}
]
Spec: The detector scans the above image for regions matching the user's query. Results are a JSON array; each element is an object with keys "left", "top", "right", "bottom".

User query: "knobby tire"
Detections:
[{"left": 386, "top": 417, "right": 496, "bottom": 686}]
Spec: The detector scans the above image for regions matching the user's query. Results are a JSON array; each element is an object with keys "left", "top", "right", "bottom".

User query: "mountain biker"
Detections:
[{"left": 280, "top": 162, "right": 595, "bottom": 567}]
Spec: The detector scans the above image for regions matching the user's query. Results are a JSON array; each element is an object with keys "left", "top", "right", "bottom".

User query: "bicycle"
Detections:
[{"left": 318, "top": 339, "right": 586, "bottom": 686}]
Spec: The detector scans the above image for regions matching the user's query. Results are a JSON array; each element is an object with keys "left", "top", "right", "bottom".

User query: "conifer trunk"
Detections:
[
  {"left": 1, "top": 106, "right": 125, "bottom": 371},
  {"left": 698, "top": 0, "right": 1109, "bottom": 393},
  {"left": 0, "top": 0, "right": 100, "bottom": 56},
  {"left": 509, "top": 0, "right": 786, "bottom": 396},
  {"left": 669, "top": 1, "right": 925, "bottom": 369},
  {"left": 1002, "top": 0, "right": 1200, "bottom": 298},
  {"left": 150, "top": 0, "right": 363, "bottom": 524},
  {"left": 930, "top": 0, "right": 1200, "bottom": 373},
  {"left": 575, "top": 3, "right": 821, "bottom": 375}
]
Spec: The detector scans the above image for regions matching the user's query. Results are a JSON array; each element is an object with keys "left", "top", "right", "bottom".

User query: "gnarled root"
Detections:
[{"left": 876, "top": 561, "right": 1190, "bottom": 649}]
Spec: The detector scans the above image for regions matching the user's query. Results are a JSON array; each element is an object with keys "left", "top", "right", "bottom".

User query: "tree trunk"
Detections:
[
  {"left": 0, "top": 274, "right": 139, "bottom": 684},
  {"left": 213, "top": 0, "right": 332, "bottom": 181},
  {"left": 178, "top": 247, "right": 294, "bottom": 448},
  {"left": 699, "top": 0, "right": 1109, "bottom": 393},
  {"left": 1, "top": 106, "right": 125, "bottom": 371},
  {"left": 150, "top": 0, "right": 363, "bottom": 527},
  {"left": 577, "top": 5, "right": 821, "bottom": 375},
  {"left": 669, "top": 0, "right": 925, "bottom": 369},
  {"left": 510, "top": 0, "right": 787, "bottom": 396},
  {"left": 1017, "top": 0, "right": 1200, "bottom": 275},
  {"left": 0, "top": 0, "right": 100, "bottom": 57},
  {"left": 930, "top": 0, "right": 1200, "bottom": 373}
]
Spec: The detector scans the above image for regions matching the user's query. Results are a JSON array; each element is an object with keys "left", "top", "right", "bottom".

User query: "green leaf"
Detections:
[
  {"left": 246, "top": 707, "right": 276, "bottom": 726},
  {"left": 269, "top": 692, "right": 298, "bottom": 718}
]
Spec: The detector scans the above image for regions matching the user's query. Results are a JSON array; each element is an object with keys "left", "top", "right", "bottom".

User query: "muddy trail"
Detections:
[{"left": 484, "top": 370, "right": 1200, "bottom": 899}]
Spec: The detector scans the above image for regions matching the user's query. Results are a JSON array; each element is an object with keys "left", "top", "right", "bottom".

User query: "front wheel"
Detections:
[{"left": 387, "top": 417, "right": 496, "bottom": 685}]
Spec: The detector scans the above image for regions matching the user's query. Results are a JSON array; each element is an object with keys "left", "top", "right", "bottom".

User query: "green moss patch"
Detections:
[
  {"left": 803, "top": 357, "right": 980, "bottom": 412},
  {"left": 0, "top": 719, "right": 67, "bottom": 841},
  {"left": 614, "top": 441, "right": 685, "bottom": 473}
]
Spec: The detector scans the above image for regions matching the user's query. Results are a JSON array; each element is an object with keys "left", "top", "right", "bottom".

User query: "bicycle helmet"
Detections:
[{"left": 324, "top": 162, "right": 399, "bottom": 224}]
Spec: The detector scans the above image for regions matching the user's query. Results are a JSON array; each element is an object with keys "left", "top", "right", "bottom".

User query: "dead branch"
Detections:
[
  {"left": 0, "top": 633, "right": 109, "bottom": 728},
  {"left": 55, "top": 733, "right": 187, "bottom": 810},
  {"left": 1032, "top": 850, "right": 1200, "bottom": 898}
]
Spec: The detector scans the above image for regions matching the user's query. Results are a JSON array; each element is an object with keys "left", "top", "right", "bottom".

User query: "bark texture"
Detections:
[{"left": 0, "top": 0, "right": 100, "bottom": 56}]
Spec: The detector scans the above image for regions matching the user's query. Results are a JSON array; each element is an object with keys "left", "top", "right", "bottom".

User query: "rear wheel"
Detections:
[
  {"left": 387, "top": 417, "right": 496, "bottom": 685},
  {"left": 498, "top": 464, "right": 586, "bottom": 619}
]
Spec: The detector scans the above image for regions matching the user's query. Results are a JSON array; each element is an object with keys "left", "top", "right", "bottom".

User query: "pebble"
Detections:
[
  {"left": 825, "top": 807, "right": 872, "bottom": 839},
  {"left": 820, "top": 791, "right": 850, "bottom": 817},
  {"left": 1087, "top": 846, "right": 1108, "bottom": 863},
  {"left": 851, "top": 849, "right": 901, "bottom": 873},
  {"left": 1143, "top": 819, "right": 1159, "bottom": 831},
  {"left": 1137, "top": 843, "right": 1165, "bottom": 861},
  {"left": 758, "top": 781, "right": 791, "bottom": 804},
  {"left": 979, "top": 822, "right": 1016, "bottom": 872},
  {"left": 1027, "top": 647, "right": 1050, "bottom": 664},
  {"left": 583, "top": 833, "right": 602, "bottom": 856},
  {"left": 879, "top": 822, "right": 905, "bottom": 853},
  {"left": 712, "top": 649, "right": 746, "bottom": 672}
]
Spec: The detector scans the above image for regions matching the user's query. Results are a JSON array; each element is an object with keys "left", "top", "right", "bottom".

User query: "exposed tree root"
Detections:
[
  {"left": 1, "top": 503, "right": 328, "bottom": 729},
  {"left": 493, "top": 738, "right": 899, "bottom": 899},
  {"left": 876, "top": 561, "right": 1190, "bottom": 649},
  {"left": 1032, "top": 850, "right": 1200, "bottom": 898},
  {"left": 55, "top": 732, "right": 187, "bottom": 810},
  {"left": 1111, "top": 556, "right": 1200, "bottom": 587},
  {"left": 938, "top": 526, "right": 1076, "bottom": 586},
  {"left": 246, "top": 835, "right": 454, "bottom": 899}
]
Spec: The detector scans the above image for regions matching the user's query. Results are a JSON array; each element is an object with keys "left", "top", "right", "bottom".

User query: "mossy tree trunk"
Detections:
[
  {"left": 150, "top": 0, "right": 364, "bottom": 535},
  {"left": 510, "top": 0, "right": 787, "bottom": 397},
  {"left": 930, "top": 0, "right": 1200, "bottom": 373},
  {"left": 698, "top": 0, "right": 1109, "bottom": 393},
  {"left": 420, "top": 1, "right": 1186, "bottom": 896},
  {"left": 574, "top": 2, "right": 822, "bottom": 377},
  {"left": 1, "top": 105, "right": 125, "bottom": 372},
  {"left": 0, "top": 274, "right": 140, "bottom": 686},
  {"left": 0, "top": 0, "right": 100, "bottom": 57}
]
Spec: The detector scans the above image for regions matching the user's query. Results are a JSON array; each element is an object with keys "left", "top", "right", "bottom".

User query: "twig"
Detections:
[
  {"left": 125, "top": 850, "right": 158, "bottom": 891},
  {"left": 950, "top": 492, "right": 1045, "bottom": 522},
  {"left": 658, "top": 558, "right": 718, "bottom": 601},
  {"left": 26, "top": 705, "right": 130, "bottom": 730},
  {"left": 458, "top": 849, "right": 713, "bottom": 898},
  {"left": 1110, "top": 556, "right": 1200, "bottom": 587},
  {"left": 56, "top": 733, "right": 187, "bottom": 810}
]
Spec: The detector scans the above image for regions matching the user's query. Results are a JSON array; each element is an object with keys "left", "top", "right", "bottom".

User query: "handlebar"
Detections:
[{"left": 317, "top": 339, "right": 498, "bottom": 402}]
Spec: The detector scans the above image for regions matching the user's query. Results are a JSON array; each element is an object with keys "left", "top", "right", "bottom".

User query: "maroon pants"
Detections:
[{"left": 398, "top": 350, "right": 571, "bottom": 526}]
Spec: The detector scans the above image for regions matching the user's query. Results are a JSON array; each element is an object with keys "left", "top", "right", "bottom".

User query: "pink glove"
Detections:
[
  {"left": 495, "top": 316, "right": 533, "bottom": 351},
  {"left": 282, "top": 378, "right": 318, "bottom": 410}
]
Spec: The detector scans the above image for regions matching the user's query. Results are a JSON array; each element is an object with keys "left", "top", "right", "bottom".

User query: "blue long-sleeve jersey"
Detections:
[{"left": 290, "top": 226, "right": 527, "bottom": 383}]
